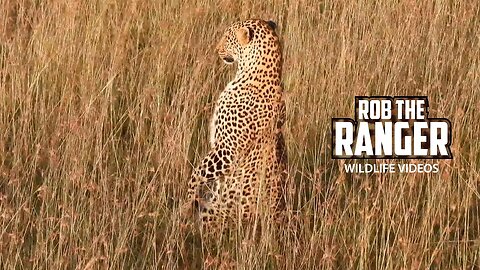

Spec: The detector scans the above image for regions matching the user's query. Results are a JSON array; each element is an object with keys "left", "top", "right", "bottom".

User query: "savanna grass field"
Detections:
[{"left": 1, "top": 0, "right": 479, "bottom": 269}]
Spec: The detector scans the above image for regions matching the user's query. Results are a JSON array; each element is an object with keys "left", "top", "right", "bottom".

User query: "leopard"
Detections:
[{"left": 186, "top": 19, "right": 287, "bottom": 235}]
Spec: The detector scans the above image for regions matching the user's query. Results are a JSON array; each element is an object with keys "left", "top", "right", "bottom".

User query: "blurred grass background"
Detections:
[{"left": 0, "top": 0, "right": 479, "bottom": 269}]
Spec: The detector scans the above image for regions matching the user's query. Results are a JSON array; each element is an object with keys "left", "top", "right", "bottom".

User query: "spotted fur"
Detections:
[{"left": 187, "top": 19, "right": 287, "bottom": 232}]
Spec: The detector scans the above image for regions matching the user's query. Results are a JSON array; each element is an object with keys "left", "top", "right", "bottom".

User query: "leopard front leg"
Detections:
[{"left": 187, "top": 147, "right": 233, "bottom": 228}]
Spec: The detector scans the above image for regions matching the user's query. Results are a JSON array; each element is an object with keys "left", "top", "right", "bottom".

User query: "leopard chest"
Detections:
[
  {"left": 209, "top": 87, "right": 234, "bottom": 148},
  {"left": 209, "top": 83, "right": 255, "bottom": 147}
]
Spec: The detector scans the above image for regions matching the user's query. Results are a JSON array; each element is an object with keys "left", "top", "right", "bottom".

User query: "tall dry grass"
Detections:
[{"left": 1, "top": 0, "right": 479, "bottom": 269}]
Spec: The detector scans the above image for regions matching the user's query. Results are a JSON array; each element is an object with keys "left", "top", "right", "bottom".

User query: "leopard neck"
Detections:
[{"left": 234, "top": 39, "right": 283, "bottom": 88}]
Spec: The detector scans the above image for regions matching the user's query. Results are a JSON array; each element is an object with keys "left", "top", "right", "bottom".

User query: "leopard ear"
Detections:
[
  {"left": 266, "top": 20, "right": 277, "bottom": 30},
  {"left": 236, "top": 27, "right": 252, "bottom": 46}
]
